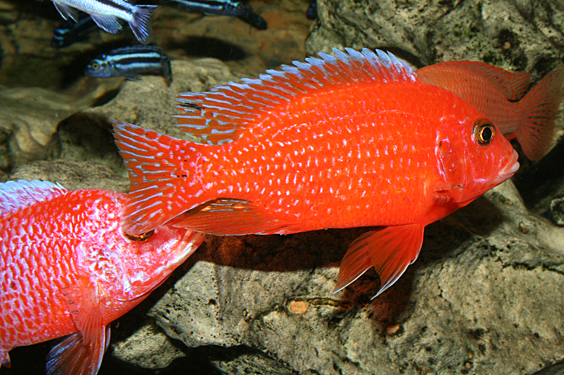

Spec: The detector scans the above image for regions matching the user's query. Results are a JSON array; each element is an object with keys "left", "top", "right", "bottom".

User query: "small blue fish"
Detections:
[
  {"left": 51, "top": 0, "right": 158, "bottom": 44},
  {"left": 166, "top": 0, "right": 267, "bottom": 30},
  {"left": 306, "top": 0, "right": 317, "bottom": 20},
  {"left": 85, "top": 45, "right": 172, "bottom": 81},
  {"left": 51, "top": 11, "right": 98, "bottom": 48}
]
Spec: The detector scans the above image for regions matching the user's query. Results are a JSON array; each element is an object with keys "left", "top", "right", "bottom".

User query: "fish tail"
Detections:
[
  {"left": 517, "top": 68, "right": 564, "bottom": 160},
  {"left": 162, "top": 57, "right": 172, "bottom": 81},
  {"left": 130, "top": 5, "right": 158, "bottom": 44},
  {"left": 113, "top": 121, "right": 205, "bottom": 235}
]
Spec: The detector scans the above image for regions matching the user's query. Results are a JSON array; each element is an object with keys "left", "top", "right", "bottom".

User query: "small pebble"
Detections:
[
  {"left": 288, "top": 300, "right": 308, "bottom": 315},
  {"left": 386, "top": 323, "right": 401, "bottom": 335}
]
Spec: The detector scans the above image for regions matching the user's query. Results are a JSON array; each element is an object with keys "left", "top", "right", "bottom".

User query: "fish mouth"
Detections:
[{"left": 494, "top": 149, "right": 520, "bottom": 185}]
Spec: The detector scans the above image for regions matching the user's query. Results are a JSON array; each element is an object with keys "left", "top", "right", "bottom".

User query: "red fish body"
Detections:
[
  {"left": 113, "top": 48, "right": 519, "bottom": 298},
  {"left": 0, "top": 181, "right": 204, "bottom": 375},
  {"left": 417, "top": 61, "right": 564, "bottom": 160}
]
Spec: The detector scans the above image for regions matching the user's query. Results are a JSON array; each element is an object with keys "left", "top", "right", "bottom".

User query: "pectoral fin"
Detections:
[
  {"left": 170, "top": 198, "right": 285, "bottom": 235},
  {"left": 334, "top": 224, "right": 425, "bottom": 298},
  {"left": 46, "top": 284, "right": 109, "bottom": 375},
  {"left": 0, "top": 349, "right": 10, "bottom": 368}
]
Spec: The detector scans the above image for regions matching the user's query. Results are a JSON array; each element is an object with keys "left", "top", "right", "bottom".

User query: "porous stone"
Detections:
[
  {"left": 307, "top": 0, "right": 564, "bottom": 73},
  {"left": 9, "top": 159, "right": 129, "bottom": 192},
  {"left": 0, "top": 86, "right": 102, "bottom": 176}
]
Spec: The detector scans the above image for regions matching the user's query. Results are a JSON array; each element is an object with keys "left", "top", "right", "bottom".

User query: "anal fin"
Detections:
[
  {"left": 47, "top": 284, "right": 109, "bottom": 375},
  {"left": 0, "top": 349, "right": 10, "bottom": 368},
  {"left": 171, "top": 198, "right": 286, "bottom": 235},
  {"left": 90, "top": 13, "right": 122, "bottom": 34},
  {"left": 334, "top": 224, "right": 425, "bottom": 298}
]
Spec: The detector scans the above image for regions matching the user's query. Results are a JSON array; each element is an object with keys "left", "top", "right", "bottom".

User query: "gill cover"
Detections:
[{"left": 435, "top": 118, "right": 496, "bottom": 204}]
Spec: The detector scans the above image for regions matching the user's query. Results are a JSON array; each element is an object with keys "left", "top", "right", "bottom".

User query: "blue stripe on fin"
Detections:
[
  {"left": 174, "top": 49, "right": 418, "bottom": 145},
  {"left": 0, "top": 180, "right": 67, "bottom": 216}
]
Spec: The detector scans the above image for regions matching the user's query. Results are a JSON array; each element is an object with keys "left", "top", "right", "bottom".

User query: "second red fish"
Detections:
[{"left": 113, "top": 48, "right": 519, "bottom": 297}]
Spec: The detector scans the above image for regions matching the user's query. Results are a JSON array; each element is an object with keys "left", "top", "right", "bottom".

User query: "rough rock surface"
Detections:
[
  {"left": 0, "top": 86, "right": 104, "bottom": 178},
  {"left": 9, "top": 159, "right": 129, "bottom": 192},
  {"left": 306, "top": 0, "right": 564, "bottom": 72}
]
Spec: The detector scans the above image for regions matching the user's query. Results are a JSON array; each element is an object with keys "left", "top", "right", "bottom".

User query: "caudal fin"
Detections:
[
  {"left": 517, "top": 68, "right": 564, "bottom": 160},
  {"left": 334, "top": 224, "right": 425, "bottom": 299},
  {"left": 112, "top": 121, "right": 204, "bottom": 235},
  {"left": 130, "top": 5, "right": 157, "bottom": 44}
]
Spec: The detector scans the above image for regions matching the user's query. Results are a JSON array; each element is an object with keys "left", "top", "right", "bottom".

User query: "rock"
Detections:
[
  {"left": 9, "top": 159, "right": 130, "bottom": 192},
  {"left": 307, "top": 0, "right": 564, "bottom": 73},
  {"left": 111, "top": 323, "right": 187, "bottom": 370},
  {"left": 551, "top": 194, "right": 564, "bottom": 225},
  {"left": 0, "top": 86, "right": 104, "bottom": 177}
]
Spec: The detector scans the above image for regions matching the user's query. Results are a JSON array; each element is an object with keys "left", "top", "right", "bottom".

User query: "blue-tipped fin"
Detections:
[
  {"left": 0, "top": 180, "right": 67, "bottom": 216},
  {"left": 174, "top": 48, "right": 416, "bottom": 145},
  {"left": 130, "top": 5, "right": 158, "bottom": 44},
  {"left": 90, "top": 13, "right": 123, "bottom": 34}
]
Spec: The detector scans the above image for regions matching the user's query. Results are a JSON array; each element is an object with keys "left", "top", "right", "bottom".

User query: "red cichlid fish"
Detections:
[
  {"left": 113, "top": 48, "right": 519, "bottom": 298},
  {"left": 417, "top": 61, "right": 564, "bottom": 160},
  {"left": 0, "top": 180, "right": 205, "bottom": 375}
]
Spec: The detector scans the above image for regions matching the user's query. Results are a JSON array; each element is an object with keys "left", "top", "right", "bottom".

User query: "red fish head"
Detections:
[
  {"left": 435, "top": 117, "right": 519, "bottom": 206},
  {"left": 76, "top": 192, "right": 205, "bottom": 303},
  {"left": 110, "top": 224, "right": 206, "bottom": 301}
]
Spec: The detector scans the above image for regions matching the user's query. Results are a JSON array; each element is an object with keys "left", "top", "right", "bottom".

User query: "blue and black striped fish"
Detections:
[
  {"left": 306, "top": 0, "right": 317, "bottom": 20},
  {"left": 51, "top": 0, "right": 157, "bottom": 44},
  {"left": 85, "top": 45, "right": 172, "bottom": 81},
  {"left": 165, "top": 0, "right": 267, "bottom": 30},
  {"left": 51, "top": 11, "right": 98, "bottom": 48}
]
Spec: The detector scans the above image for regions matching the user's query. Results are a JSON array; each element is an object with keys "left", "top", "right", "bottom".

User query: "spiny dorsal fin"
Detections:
[
  {"left": 174, "top": 48, "right": 417, "bottom": 145},
  {"left": 0, "top": 180, "right": 67, "bottom": 216}
]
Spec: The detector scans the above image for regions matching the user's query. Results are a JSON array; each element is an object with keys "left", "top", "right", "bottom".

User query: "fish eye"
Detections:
[
  {"left": 473, "top": 119, "right": 495, "bottom": 146},
  {"left": 124, "top": 230, "right": 154, "bottom": 242},
  {"left": 91, "top": 62, "right": 100, "bottom": 70}
]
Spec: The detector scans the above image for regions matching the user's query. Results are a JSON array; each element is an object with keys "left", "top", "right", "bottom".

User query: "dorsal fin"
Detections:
[
  {"left": 174, "top": 48, "right": 417, "bottom": 145},
  {"left": 0, "top": 180, "right": 67, "bottom": 216},
  {"left": 427, "top": 61, "right": 532, "bottom": 101}
]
